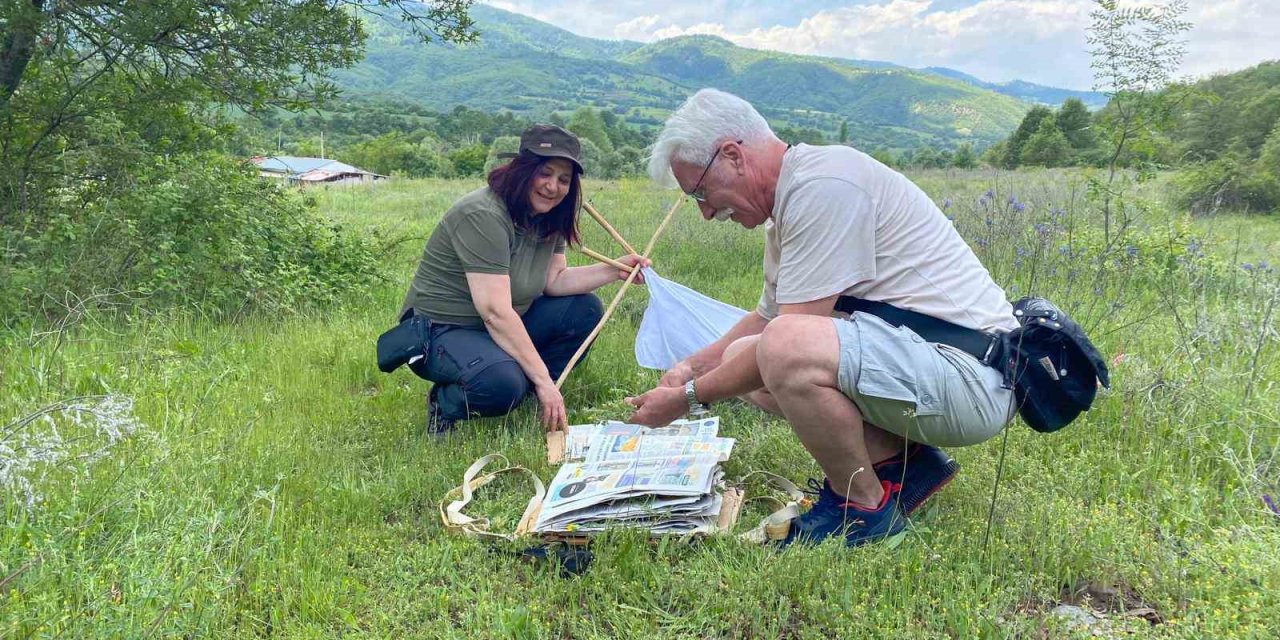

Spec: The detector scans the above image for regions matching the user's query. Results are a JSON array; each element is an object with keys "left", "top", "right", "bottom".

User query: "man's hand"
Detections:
[
  {"left": 658, "top": 360, "right": 696, "bottom": 388},
  {"left": 625, "top": 386, "right": 688, "bottom": 427},
  {"left": 534, "top": 382, "right": 568, "bottom": 431},
  {"left": 614, "top": 254, "right": 651, "bottom": 283}
]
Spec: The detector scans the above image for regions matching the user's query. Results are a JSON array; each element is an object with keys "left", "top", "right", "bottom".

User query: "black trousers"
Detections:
[{"left": 407, "top": 293, "right": 605, "bottom": 421}]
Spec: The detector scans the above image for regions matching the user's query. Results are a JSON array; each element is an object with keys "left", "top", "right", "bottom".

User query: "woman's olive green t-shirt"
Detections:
[{"left": 402, "top": 187, "right": 565, "bottom": 326}]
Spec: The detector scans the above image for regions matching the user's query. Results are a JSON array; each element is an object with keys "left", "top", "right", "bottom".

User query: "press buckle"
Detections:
[{"left": 981, "top": 333, "right": 1000, "bottom": 366}]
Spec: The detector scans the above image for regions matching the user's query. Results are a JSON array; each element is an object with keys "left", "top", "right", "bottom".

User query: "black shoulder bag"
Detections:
[{"left": 835, "top": 296, "right": 1110, "bottom": 433}]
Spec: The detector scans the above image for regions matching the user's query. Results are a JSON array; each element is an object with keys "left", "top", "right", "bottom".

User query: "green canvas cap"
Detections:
[{"left": 505, "top": 124, "right": 583, "bottom": 173}]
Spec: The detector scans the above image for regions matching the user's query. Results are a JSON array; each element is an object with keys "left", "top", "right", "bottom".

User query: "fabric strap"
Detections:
[
  {"left": 737, "top": 471, "right": 810, "bottom": 544},
  {"left": 440, "top": 454, "right": 546, "bottom": 542},
  {"left": 835, "top": 296, "right": 1004, "bottom": 367}
]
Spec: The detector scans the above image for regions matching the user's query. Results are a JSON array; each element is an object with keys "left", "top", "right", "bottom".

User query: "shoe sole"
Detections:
[{"left": 898, "top": 458, "right": 960, "bottom": 516}]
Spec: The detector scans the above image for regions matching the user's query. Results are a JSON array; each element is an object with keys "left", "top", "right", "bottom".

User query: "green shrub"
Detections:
[
  {"left": 447, "top": 144, "right": 489, "bottom": 177},
  {"left": 0, "top": 153, "right": 380, "bottom": 323},
  {"left": 342, "top": 133, "right": 455, "bottom": 178},
  {"left": 1171, "top": 155, "right": 1279, "bottom": 215},
  {"left": 484, "top": 135, "right": 521, "bottom": 173}
]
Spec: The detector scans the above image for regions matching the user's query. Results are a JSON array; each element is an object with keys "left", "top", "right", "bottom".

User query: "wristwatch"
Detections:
[{"left": 684, "top": 379, "right": 710, "bottom": 416}]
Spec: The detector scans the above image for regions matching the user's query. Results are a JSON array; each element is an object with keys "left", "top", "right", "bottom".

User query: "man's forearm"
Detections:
[
  {"left": 691, "top": 340, "right": 764, "bottom": 403},
  {"left": 688, "top": 311, "right": 770, "bottom": 374}
]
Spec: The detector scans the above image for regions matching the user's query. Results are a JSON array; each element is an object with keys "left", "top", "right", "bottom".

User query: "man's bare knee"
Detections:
[
  {"left": 722, "top": 334, "right": 760, "bottom": 362},
  {"left": 757, "top": 315, "right": 835, "bottom": 389},
  {"left": 742, "top": 388, "right": 782, "bottom": 415}
]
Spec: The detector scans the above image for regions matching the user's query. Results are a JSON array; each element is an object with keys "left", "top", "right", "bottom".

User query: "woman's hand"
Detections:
[
  {"left": 614, "top": 254, "right": 651, "bottom": 284},
  {"left": 534, "top": 382, "right": 569, "bottom": 432}
]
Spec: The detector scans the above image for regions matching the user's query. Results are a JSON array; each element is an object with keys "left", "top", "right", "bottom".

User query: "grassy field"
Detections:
[{"left": 2, "top": 170, "right": 1278, "bottom": 638}]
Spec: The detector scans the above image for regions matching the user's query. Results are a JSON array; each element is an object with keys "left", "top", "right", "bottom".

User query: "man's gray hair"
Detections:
[{"left": 647, "top": 88, "right": 776, "bottom": 187}]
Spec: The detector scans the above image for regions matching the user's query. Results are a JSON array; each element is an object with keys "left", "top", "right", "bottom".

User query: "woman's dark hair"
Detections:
[{"left": 487, "top": 152, "right": 581, "bottom": 246}]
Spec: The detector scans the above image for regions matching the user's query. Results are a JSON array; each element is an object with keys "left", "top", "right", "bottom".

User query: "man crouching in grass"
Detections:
[{"left": 626, "top": 88, "right": 1018, "bottom": 547}]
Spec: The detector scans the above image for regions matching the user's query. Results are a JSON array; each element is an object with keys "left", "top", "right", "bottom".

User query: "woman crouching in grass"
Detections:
[{"left": 398, "top": 125, "right": 646, "bottom": 434}]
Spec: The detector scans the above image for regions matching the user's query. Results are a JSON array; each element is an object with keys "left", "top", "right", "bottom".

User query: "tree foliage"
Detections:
[
  {"left": 567, "top": 107, "right": 613, "bottom": 153},
  {"left": 343, "top": 132, "right": 454, "bottom": 177},
  {"left": 952, "top": 143, "right": 977, "bottom": 169},
  {"left": 0, "top": 1, "right": 477, "bottom": 322},
  {"left": 1161, "top": 62, "right": 1280, "bottom": 214},
  {"left": 1055, "top": 98, "right": 1095, "bottom": 150},
  {"left": 1087, "top": 0, "right": 1191, "bottom": 238},
  {"left": 448, "top": 143, "right": 489, "bottom": 177},
  {"left": 1020, "top": 118, "right": 1073, "bottom": 167},
  {"left": 0, "top": 1, "right": 474, "bottom": 110},
  {"left": 1003, "top": 106, "right": 1055, "bottom": 168}
]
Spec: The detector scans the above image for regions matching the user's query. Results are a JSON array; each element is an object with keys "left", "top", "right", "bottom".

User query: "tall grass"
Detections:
[{"left": 2, "top": 170, "right": 1277, "bottom": 637}]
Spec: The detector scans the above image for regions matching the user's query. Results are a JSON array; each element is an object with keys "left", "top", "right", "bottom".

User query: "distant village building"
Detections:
[{"left": 250, "top": 156, "right": 386, "bottom": 185}]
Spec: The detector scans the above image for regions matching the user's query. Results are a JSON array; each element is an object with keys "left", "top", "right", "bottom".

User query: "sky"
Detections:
[{"left": 480, "top": 0, "right": 1279, "bottom": 90}]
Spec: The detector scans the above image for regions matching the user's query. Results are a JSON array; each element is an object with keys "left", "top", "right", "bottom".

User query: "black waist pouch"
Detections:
[
  {"left": 376, "top": 309, "right": 431, "bottom": 373},
  {"left": 999, "top": 297, "right": 1110, "bottom": 432}
]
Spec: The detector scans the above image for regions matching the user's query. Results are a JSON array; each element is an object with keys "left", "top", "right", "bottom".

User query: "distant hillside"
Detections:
[
  {"left": 922, "top": 67, "right": 1108, "bottom": 109},
  {"left": 619, "top": 35, "right": 1030, "bottom": 149},
  {"left": 333, "top": 4, "right": 1077, "bottom": 150}
]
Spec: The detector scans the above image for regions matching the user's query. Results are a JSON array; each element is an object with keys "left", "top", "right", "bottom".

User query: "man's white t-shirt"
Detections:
[{"left": 758, "top": 144, "right": 1017, "bottom": 333}]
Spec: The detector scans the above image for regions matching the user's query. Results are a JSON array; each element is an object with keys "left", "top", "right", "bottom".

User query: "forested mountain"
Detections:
[
  {"left": 332, "top": 4, "right": 1071, "bottom": 150},
  {"left": 921, "top": 67, "right": 1107, "bottom": 109}
]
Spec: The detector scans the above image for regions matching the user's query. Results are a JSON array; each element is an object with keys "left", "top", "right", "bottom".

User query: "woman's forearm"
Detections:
[
  {"left": 480, "top": 306, "right": 554, "bottom": 388},
  {"left": 543, "top": 263, "right": 622, "bottom": 296}
]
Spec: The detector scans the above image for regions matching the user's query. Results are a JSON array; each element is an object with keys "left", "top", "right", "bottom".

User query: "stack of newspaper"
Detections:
[{"left": 534, "top": 417, "right": 733, "bottom": 536}]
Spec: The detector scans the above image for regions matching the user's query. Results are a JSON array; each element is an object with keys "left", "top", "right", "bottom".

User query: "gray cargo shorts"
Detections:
[{"left": 834, "top": 312, "right": 1015, "bottom": 447}]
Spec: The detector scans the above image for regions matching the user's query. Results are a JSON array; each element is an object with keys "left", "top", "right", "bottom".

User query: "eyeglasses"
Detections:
[{"left": 687, "top": 140, "right": 742, "bottom": 203}]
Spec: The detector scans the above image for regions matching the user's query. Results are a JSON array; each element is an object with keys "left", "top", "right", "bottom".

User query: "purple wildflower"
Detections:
[
  {"left": 1243, "top": 263, "right": 1254, "bottom": 272},
  {"left": 1126, "top": 246, "right": 1139, "bottom": 258},
  {"left": 1265, "top": 495, "right": 1280, "bottom": 520},
  {"left": 942, "top": 199, "right": 952, "bottom": 209}
]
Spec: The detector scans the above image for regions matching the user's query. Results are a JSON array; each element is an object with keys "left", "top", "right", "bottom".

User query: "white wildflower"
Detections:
[{"left": 1, "top": 394, "right": 145, "bottom": 508}]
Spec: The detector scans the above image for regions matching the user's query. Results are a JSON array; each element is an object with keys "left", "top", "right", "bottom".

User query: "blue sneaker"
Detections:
[
  {"left": 874, "top": 443, "right": 959, "bottom": 516},
  {"left": 781, "top": 478, "right": 907, "bottom": 547}
]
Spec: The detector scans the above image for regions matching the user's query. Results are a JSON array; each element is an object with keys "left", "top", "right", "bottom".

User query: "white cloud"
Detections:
[
  {"left": 613, "top": 15, "right": 664, "bottom": 41},
  {"left": 651, "top": 22, "right": 733, "bottom": 40},
  {"left": 480, "top": 0, "right": 1280, "bottom": 89},
  {"left": 639, "top": 0, "right": 1095, "bottom": 86},
  {"left": 1181, "top": 0, "right": 1280, "bottom": 81}
]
